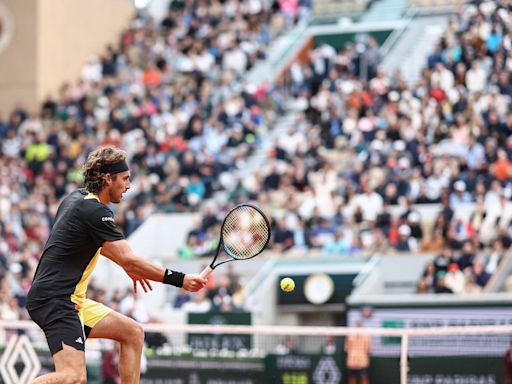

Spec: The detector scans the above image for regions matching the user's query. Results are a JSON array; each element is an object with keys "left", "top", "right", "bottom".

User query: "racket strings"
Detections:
[{"left": 222, "top": 206, "right": 270, "bottom": 259}]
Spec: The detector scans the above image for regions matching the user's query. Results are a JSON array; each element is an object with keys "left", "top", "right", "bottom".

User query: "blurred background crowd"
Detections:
[{"left": 1, "top": 0, "right": 512, "bottom": 326}]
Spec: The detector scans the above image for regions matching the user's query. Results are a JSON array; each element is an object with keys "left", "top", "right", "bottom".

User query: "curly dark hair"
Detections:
[{"left": 83, "top": 146, "right": 127, "bottom": 194}]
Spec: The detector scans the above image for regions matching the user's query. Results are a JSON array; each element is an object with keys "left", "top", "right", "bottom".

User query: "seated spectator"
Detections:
[
  {"left": 463, "top": 275, "right": 482, "bottom": 295},
  {"left": 472, "top": 259, "right": 492, "bottom": 289},
  {"left": 485, "top": 239, "right": 505, "bottom": 275},
  {"left": 209, "top": 276, "right": 235, "bottom": 312},
  {"left": 364, "top": 228, "right": 393, "bottom": 256},
  {"left": 420, "top": 215, "right": 445, "bottom": 253},
  {"left": 419, "top": 262, "right": 436, "bottom": 293},
  {"left": 407, "top": 212, "right": 423, "bottom": 241},
  {"left": 178, "top": 234, "right": 198, "bottom": 260},
  {"left": 434, "top": 246, "right": 456, "bottom": 282},
  {"left": 291, "top": 216, "right": 312, "bottom": 251},
  {"left": 457, "top": 241, "right": 476, "bottom": 272},
  {"left": 444, "top": 263, "right": 465, "bottom": 294},
  {"left": 446, "top": 219, "right": 472, "bottom": 250},
  {"left": 322, "top": 230, "right": 350, "bottom": 256},
  {"left": 434, "top": 272, "right": 453, "bottom": 294},
  {"left": 173, "top": 288, "right": 192, "bottom": 309},
  {"left": 416, "top": 279, "right": 429, "bottom": 294},
  {"left": 182, "top": 291, "right": 212, "bottom": 313},
  {"left": 310, "top": 218, "right": 338, "bottom": 248},
  {"left": 273, "top": 217, "right": 294, "bottom": 251},
  {"left": 395, "top": 225, "right": 417, "bottom": 252},
  {"left": 449, "top": 180, "right": 472, "bottom": 207}
]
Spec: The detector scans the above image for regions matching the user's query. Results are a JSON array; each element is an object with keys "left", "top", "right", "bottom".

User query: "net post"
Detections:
[{"left": 400, "top": 330, "right": 409, "bottom": 384}]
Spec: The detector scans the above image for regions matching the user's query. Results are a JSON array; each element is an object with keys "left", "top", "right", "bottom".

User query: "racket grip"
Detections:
[{"left": 200, "top": 266, "right": 213, "bottom": 279}]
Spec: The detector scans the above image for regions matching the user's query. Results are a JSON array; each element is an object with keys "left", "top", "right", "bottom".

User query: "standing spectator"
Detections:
[
  {"left": 345, "top": 321, "right": 371, "bottom": 384},
  {"left": 364, "top": 37, "right": 381, "bottom": 81}
]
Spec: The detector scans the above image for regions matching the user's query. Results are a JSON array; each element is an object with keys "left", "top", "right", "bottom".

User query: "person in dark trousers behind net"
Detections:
[{"left": 505, "top": 339, "right": 512, "bottom": 384}]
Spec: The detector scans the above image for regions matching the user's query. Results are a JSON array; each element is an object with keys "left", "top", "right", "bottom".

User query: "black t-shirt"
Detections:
[{"left": 27, "top": 189, "right": 124, "bottom": 305}]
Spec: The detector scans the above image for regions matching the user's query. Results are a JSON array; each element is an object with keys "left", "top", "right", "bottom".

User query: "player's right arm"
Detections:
[{"left": 101, "top": 239, "right": 206, "bottom": 292}]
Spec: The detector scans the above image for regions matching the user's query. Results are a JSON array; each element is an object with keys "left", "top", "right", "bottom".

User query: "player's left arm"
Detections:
[
  {"left": 86, "top": 204, "right": 206, "bottom": 292},
  {"left": 100, "top": 244, "right": 153, "bottom": 294}
]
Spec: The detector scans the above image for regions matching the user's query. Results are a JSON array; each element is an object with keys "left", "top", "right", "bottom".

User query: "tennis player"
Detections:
[{"left": 26, "top": 146, "right": 207, "bottom": 384}]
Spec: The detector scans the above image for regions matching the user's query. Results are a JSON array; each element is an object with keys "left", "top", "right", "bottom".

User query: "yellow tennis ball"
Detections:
[{"left": 280, "top": 277, "right": 295, "bottom": 292}]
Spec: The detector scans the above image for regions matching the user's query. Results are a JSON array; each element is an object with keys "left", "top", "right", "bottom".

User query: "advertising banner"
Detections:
[
  {"left": 348, "top": 307, "right": 512, "bottom": 357},
  {"left": 187, "top": 312, "right": 252, "bottom": 351},
  {"left": 140, "top": 357, "right": 266, "bottom": 384},
  {"left": 266, "top": 354, "right": 344, "bottom": 384},
  {"left": 1, "top": 350, "right": 505, "bottom": 384}
]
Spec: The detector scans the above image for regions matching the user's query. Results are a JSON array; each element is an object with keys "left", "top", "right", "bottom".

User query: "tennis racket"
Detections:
[{"left": 199, "top": 204, "right": 271, "bottom": 279}]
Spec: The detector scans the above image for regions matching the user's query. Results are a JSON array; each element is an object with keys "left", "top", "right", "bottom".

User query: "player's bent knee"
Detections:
[
  {"left": 132, "top": 321, "right": 145, "bottom": 345},
  {"left": 120, "top": 318, "right": 144, "bottom": 346}
]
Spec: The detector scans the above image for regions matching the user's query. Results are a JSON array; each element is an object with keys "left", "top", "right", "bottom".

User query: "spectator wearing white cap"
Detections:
[
  {"left": 407, "top": 211, "right": 423, "bottom": 240},
  {"left": 449, "top": 180, "right": 472, "bottom": 207},
  {"left": 395, "top": 225, "right": 418, "bottom": 252}
]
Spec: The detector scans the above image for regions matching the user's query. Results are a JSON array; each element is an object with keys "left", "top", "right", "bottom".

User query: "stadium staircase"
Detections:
[
  {"left": 241, "top": 109, "right": 301, "bottom": 175},
  {"left": 245, "top": 22, "right": 310, "bottom": 87},
  {"left": 380, "top": 12, "right": 450, "bottom": 85},
  {"left": 360, "top": 0, "right": 407, "bottom": 22},
  {"left": 240, "top": 0, "right": 456, "bottom": 176},
  {"left": 485, "top": 248, "right": 512, "bottom": 293}
]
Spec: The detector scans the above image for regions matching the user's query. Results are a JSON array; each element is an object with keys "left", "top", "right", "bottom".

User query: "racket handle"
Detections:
[{"left": 200, "top": 266, "right": 213, "bottom": 279}]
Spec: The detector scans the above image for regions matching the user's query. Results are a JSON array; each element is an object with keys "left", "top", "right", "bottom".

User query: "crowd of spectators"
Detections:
[
  {"left": 0, "top": 0, "right": 306, "bottom": 322},
  {"left": 180, "top": 0, "right": 512, "bottom": 297},
  {"left": 172, "top": 264, "right": 244, "bottom": 312}
]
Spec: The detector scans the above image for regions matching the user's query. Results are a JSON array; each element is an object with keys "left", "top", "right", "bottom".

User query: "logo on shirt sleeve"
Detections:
[{"left": 101, "top": 217, "right": 115, "bottom": 222}]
